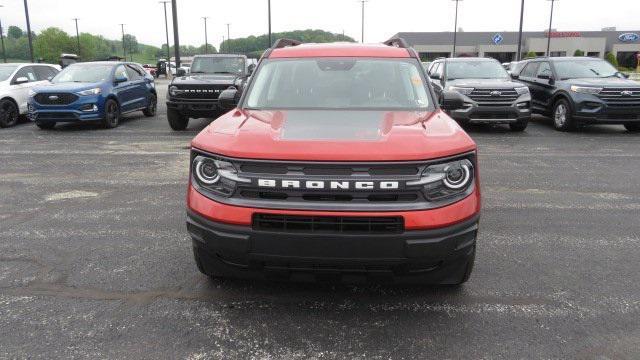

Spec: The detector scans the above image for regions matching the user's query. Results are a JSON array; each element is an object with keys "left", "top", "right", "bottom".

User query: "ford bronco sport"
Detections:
[{"left": 186, "top": 39, "right": 480, "bottom": 285}]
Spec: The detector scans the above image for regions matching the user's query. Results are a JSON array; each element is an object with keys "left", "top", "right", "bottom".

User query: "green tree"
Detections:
[
  {"left": 573, "top": 49, "right": 585, "bottom": 56},
  {"left": 525, "top": 51, "right": 537, "bottom": 58},
  {"left": 605, "top": 52, "right": 619, "bottom": 67},
  {"left": 34, "top": 27, "right": 75, "bottom": 63},
  {"left": 7, "top": 26, "right": 23, "bottom": 39}
]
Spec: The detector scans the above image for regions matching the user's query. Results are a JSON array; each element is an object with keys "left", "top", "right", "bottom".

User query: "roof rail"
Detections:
[
  {"left": 383, "top": 37, "right": 410, "bottom": 49},
  {"left": 272, "top": 38, "right": 302, "bottom": 49}
]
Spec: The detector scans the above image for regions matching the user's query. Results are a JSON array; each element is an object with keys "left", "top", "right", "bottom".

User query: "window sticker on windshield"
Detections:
[{"left": 411, "top": 76, "right": 423, "bottom": 85}]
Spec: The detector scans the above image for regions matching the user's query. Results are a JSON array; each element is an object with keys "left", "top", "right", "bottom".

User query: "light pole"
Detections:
[
  {"left": 119, "top": 24, "right": 126, "bottom": 60},
  {"left": 546, "top": 0, "right": 557, "bottom": 56},
  {"left": 72, "top": 18, "right": 80, "bottom": 58},
  {"left": 516, "top": 0, "right": 524, "bottom": 61},
  {"left": 159, "top": 1, "right": 171, "bottom": 66},
  {"left": 23, "top": 0, "right": 34, "bottom": 62},
  {"left": 451, "top": 0, "right": 462, "bottom": 57},
  {"left": 0, "top": 5, "right": 6, "bottom": 63},
  {"left": 267, "top": 0, "right": 271, "bottom": 48},
  {"left": 226, "top": 23, "right": 231, "bottom": 53},
  {"left": 202, "top": 17, "right": 210, "bottom": 54},
  {"left": 171, "top": 0, "right": 180, "bottom": 67},
  {"left": 360, "top": 0, "right": 368, "bottom": 43}
]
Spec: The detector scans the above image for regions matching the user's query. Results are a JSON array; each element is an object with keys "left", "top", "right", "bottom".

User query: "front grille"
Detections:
[
  {"left": 253, "top": 214, "right": 404, "bottom": 234},
  {"left": 468, "top": 88, "right": 519, "bottom": 105},
  {"left": 36, "top": 112, "right": 77, "bottom": 120},
  {"left": 34, "top": 93, "right": 79, "bottom": 105},
  {"left": 597, "top": 88, "right": 640, "bottom": 108},
  {"left": 173, "top": 85, "right": 230, "bottom": 100}
]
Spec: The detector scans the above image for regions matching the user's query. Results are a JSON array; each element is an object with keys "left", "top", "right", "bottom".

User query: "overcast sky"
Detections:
[{"left": 1, "top": 0, "right": 639, "bottom": 48}]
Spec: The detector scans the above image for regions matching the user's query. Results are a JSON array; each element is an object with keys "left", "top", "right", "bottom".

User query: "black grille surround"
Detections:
[
  {"left": 191, "top": 150, "right": 477, "bottom": 212},
  {"left": 172, "top": 84, "right": 230, "bottom": 100},
  {"left": 468, "top": 88, "right": 519, "bottom": 106},
  {"left": 34, "top": 93, "right": 79, "bottom": 105},
  {"left": 597, "top": 88, "right": 640, "bottom": 109},
  {"left": 253, "top": 214, "right": 404, "bottom": 234}
]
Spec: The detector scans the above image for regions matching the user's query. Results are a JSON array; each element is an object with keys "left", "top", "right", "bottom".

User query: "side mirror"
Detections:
[
  {"left": 218, "top": 87, "right": 239, "bottom": 110},
  {"left": 537, "top": 73, "right": 551, "bottom": 80},
  {"left": 440, "top": 91, "right": 465, "bottom": 111},
  {"left": 511, "top": 73, "right": 520, "bottom": 80},
  {"left": 14, "top": 77, "right": 29, "bottom": 85},
  {"left": 114, "top": 75, "right": 128, "bottom": 84},
  {"left": 620, "top": 72, "right": 630, "bottom": 79},
  {"left": 429, "top": 74, "right": 441, "bottom": 81},
  {"left": 176, "top": 68, "right": 186, "bottom": 77}
]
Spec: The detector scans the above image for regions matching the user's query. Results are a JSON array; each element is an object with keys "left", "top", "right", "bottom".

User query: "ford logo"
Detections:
[
  {"left": 618, "top": 33, "right": 639, "bottom": 42},
  {"left": 490, "top": 91, "right": 502, "bottom": 96},
  {"left": 48, "top": 95, "right": 59, "bottom": 101}
]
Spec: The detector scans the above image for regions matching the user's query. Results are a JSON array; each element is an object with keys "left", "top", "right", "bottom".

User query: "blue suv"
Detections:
[{"left": 29, "top": 62, "right": 157, "bottom": 129}]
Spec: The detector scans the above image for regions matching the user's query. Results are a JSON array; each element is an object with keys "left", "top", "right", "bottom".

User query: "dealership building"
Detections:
[{"left": 393, "top": 29, "right": 640, "bottom": 67}]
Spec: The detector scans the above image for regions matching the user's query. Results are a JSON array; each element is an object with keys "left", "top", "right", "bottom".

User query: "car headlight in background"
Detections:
[
  {"left": 28, "top": 89, "right": 37, "bottom": 97},
  {"left": 169, "top": 85, "right": 183, "bottom": 97},
  {"left": 515, "top": 86, "right": 530, "bottom": 95},
  {"left": 192, "top": 154, "right": 250, "bottom": 197},
  {"left": 408, "top": 157, "right": 475, "bottom": 202},
  {"left": 448, "top": 86, "right": 474, "bottom": 95},
  {"left": 77, "top": 88, "right": 102, "bottom": 96},
  {"left": 570, "top": 85, "right": 603, "bottom": 94}
]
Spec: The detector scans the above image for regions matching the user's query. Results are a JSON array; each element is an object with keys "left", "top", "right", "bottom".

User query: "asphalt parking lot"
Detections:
[{"left": 1, "top": 78, "right": 639, "bottom": 359}]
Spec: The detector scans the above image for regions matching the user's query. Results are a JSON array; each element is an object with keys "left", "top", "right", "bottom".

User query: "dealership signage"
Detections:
[
  {"left": 492, "top": 34, "right": 504, "bottom": 45},
  {"left": 618, "top": 33, "right": 639, "bottom": 42},
  {"left": 545, "top": 31, "right": 581, "bottom": 38}
]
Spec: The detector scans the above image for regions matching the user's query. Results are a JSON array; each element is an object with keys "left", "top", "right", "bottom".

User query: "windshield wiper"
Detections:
[
  {"left": 213, "top": 71, "right": 238, "bottom": 75},
  {"left": 189, "top": 71, "right": 206, "bottom": 74}
]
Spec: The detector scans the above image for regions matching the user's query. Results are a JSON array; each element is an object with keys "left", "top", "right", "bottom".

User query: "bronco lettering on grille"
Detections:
[{"left": 257, "top": 179, "right": 400, "bottom": 190}]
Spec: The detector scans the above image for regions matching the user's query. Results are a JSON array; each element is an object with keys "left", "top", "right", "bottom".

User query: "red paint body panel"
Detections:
[
  {"left": 191, "top": 109, "right": 476, "bottom": 162},
  {"left": 270, "top": 43, "right": 411, "bottom": 59},
  {"left": 188, "top": 185, "right": 480, "bottom": 230}
]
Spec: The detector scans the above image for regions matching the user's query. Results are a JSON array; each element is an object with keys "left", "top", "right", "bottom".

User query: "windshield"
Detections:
[
  {"left": 446, "top": 60, "right": 510, "bottom": 80},
  {"left": 0, "top": 65, "right": 19, "bottom": 82},
  {"left": 245, "top": 58, "right": 431, "bottom": 110},
  {"left": 52, "top": 64, "right": 113, "bottom": 83},
  {"left": 554, "top": 60, "right": 618, "bottom": 79},
  {"left": 190, "top": 57, "right": 245, "bottom": 74}
]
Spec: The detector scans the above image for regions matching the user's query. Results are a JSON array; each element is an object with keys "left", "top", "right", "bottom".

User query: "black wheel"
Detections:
[
  {"left": 143, "top": 94, "right": 157, "bottom": 117},
  {"left": 102, "top": 99, "right": 120, "bottom": 129},
  {"left": 0, "top": 99, "right": 19, "bottom": 128},
  {"left": 552, "top": 99, "right": 576, "bottom": 131},
  {"left": 193, "top": 246, "right": 219, "bottom": 279},
  {"left": 167, "top": 108, "right": 189, "bottom": 130},
  {"left": 509, "top": 119, "right": 529, "bottom": 132},
  {"left": 624, "top": 123, "right": 640, "bottom": 132},
  {"left": 36, "top": 122, "right": 56, "bottom": 130}
]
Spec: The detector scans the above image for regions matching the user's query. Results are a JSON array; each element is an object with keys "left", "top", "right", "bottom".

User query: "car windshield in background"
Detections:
[
  {"left": 190, "top": 57, "right": 245, "bottom": 74},
  {"left": 554, "top": 60, "right": 619, "bottom": 79},
  {"left": 446, "top": 61, "right": 510, "bottom": 80},
  {"left": 245, "top": 58, "right": 431, "bottom": 110},
  {"left": 0, "top": 65, "right": 19, "bottom": 82},
  {"left": 52, "top": 65, "right": 113, "bottom": 84}
]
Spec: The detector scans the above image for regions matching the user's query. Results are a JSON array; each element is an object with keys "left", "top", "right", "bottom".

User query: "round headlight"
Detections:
[
  {"left": 169, "top": 85, "right": 179, "bottom": 96},
  {"left": 195, "top": 158, "right": 220, "bottom": 185},
  {"left": 443, "top": 164, "right": 471, "bottom": 189}
]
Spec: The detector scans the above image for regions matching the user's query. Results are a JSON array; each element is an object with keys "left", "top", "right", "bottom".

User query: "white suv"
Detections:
[{"left": 0, "top": 63, "right": 59, "bottom": 128}]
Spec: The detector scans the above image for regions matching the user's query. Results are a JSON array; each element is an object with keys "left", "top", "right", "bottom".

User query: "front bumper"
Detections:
[
  {"left": 28, "top": 95, "right": 104, "bottom": 123},
  {"left": 572, "top": 96, "right": 640, "bottom": 124},
  {"left": 450, "top": 102, "right": 531, "bottom": 124},
  {"left": 166, "top": 98, "right": 220, "bottom": 118}
]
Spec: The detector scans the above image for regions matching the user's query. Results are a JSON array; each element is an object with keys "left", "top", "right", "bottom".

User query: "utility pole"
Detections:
[
  {"left": 546, "top": 0, "right": 557, "bottom": 56},
  {"left": 360, "top": 0, "right": 368, "bottom": 43},
  {"left": 202, "top": 17, "right": 209, "bottom": 54},
  {"left": 222, "top": 36, "right": 225, "bottom": 53},
  {"left": 0, "top": 6, "right": 6, "bottom": 63},
  {"left": 119, "top": 24, "right": 126, "bottom": 60},
  {"left": 159, "top": 1, "right": 171, "bottom": 66},
  {"left": 72, "top": 18, "right": 80, "bottom": 58},
  {"left": 267, "top": 0, "right": 271, "bottom": 48},
  {"left": 451, "top": 0, "right": 462, "bottom": 57},
  {"left": 226, "top": 23, "right": 231, "bottom": 53},
  {"left": 23, "top": 0, "right": 34, "bottom": 62},
  {"left": 516, "top": 0, "right": 525, "bottom": 61},
  {"left": 171, "top": 0, "right": 180, "bottom": 67}
]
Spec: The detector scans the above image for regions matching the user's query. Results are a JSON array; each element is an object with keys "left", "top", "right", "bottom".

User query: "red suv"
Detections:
[{"left": 186, "top": 39, "right": 480, "bottom": 285}]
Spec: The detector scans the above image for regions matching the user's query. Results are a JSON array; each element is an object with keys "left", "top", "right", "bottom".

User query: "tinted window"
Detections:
[
  {"left": 246, "top": 58, "right": 431, "bottom": 110},
  {"left": 114, "top": 65, "right": 129, "bottom": 81},
  {"left": 520, "top": 62, "right": 540, "bottom": 78},
  {"left": 446, "top": 60, "right": 510, "bottom": 80},
  {"left": 53, "top": 64, "right": 113, "bottom": 83},
  {"left": 34, "top": 66, "right": 58, "bottom": 81},
  {"left": 190, "top": 57, "right": 245, "bottom": 74},
  {"left": 536, "top": 62, "right": 552, "bottom": 77},
  {"left": 431, "top": 62, "right": 443, "bottom": 78},
  {"left": 0, "top": 65, "right": 19, "bottom": 81},
  {"left": 13, "top": 66, "right": 37, "bottom": 83},
  {"left": 125, "top": 64, "right": 143, "bottom": 80},
  {"left": 553, "top": 60, "right": 618, "bottom": 79}
]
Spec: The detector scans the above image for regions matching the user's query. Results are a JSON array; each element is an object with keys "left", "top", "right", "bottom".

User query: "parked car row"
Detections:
[{"left": 429, "top": 56, "right": 640, "bottom": 132}]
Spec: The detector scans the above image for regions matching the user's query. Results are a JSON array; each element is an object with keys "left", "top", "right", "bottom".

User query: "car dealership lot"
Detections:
[{"left": 1, "top": 80, "right": 639, "bottom": 358}]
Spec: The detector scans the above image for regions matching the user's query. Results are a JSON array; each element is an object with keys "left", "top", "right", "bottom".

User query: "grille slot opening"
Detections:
[{"left": 253, "top": 214, "right": 404, "bottom": 234}]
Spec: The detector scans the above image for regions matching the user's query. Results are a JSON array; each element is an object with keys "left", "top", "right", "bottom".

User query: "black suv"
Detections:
[
  {"left": 166, "top": 54, "right": 252, "bottom": 130},
  {"left": 428, "top": 57, "right": 532, "bottom": 131},
  {"left": 513, "top": 57, "right": 640, "bottom": 132}
]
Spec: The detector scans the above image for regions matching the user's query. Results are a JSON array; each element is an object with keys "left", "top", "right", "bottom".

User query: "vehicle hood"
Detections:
[
  {"left": 565, "top": 77, "right": 640, "bottom": 87},
  {"left": 192, "top": 109, "right": 476, "bottom": 161},
  {"left": 447, "top": 78, "right": 524, "bottom": 89},
  {"left": 172, "top": 74, "right": 238, "bottom": 86},
  {"left": 33, "top": 82, "right": 102, "bottom": 93}
]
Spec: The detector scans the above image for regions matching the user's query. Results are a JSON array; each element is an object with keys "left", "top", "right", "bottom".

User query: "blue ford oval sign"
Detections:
[
  {"left": 618, "top": 33, "right": 639, "bottom": 42},
  {"left": 492, "top": 34, "right": 504, "bottom": 45}
]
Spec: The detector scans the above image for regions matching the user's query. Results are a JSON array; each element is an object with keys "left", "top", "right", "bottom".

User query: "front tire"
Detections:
[
  {"left": 167, "top": 108, "right": 189, "bottom": 130},
  {"left": 143, "top": 94, "right": 157, "bottom": 117},
  {"left": 102, "top": 99, "right": 120, "bottom": 129},
  {"left": 509, "top": 119, "right": 529, "bottom": 132},
  {"left": 624, "top": 123, "right": 640, "bottom": 132},
  {"left": 0, "top": 99, "right": 19, "bottom": 128},
  {"left": 552, "top": 99, "right": 576, "bottom": 131}
]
